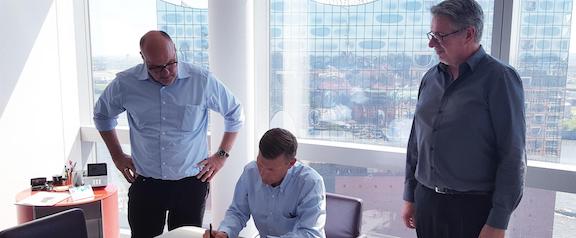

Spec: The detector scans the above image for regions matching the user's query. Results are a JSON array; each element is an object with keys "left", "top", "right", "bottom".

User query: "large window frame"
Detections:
[
  {"left": 75, "top": 0, "right": 576, "bottom": 234},
  {"left": 251, "top": 0, "right": 576, "bottom": 195},
  {"left": 77, "top": 0, "right": 576, "bottom": 196}
]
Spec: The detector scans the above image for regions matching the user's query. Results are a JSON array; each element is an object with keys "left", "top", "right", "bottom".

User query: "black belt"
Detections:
[{"left": 422, "top": 184, "right": 492, "bottom": 196}]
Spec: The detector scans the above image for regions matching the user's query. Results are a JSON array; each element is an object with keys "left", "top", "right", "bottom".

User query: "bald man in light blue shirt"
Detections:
[{"left": 94, "top": 30, "right": 243, "bottom": 237}]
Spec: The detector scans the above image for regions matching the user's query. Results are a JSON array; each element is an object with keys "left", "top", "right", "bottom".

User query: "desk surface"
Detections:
[
  {"left": 156, "top": 226, "right": 206, "bottom": 238},
  {"left": 15, "top": 185, "right": 117, "bottom": 206}
]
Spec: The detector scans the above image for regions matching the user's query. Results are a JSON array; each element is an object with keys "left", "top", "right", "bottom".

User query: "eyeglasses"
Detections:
[
  {"left": 427, "top": 28, "right": 465, "bottom": 43},
  {"left": 147, "top": 61, "right": 178, "bottom": 73}
]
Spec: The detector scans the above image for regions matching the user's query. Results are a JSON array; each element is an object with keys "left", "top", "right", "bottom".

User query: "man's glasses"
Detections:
[
  {"left": 147, "top": 61, "right": 178, "bottom": 73},
  {"left": 427, "top": 28, "right": 465, "bottom": 43}
]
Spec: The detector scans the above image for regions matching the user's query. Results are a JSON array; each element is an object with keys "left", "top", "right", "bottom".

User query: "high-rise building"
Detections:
[{"left": 515, "top": 0, "right": 572, "bottom": 162}]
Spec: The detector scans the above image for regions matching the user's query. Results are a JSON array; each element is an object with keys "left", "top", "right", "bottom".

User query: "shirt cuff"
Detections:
[
  {"left": 403, "top": 182, "right": 416, "bottom": 202},
  {"left": 93, "top": 118, "right": 117, "bottom": 131},
  {"left": 218, "top": 226, "right": 236, "bottom": 238},
  {"left": 486, "top": 207, "right": 512, "bottom": 229}
]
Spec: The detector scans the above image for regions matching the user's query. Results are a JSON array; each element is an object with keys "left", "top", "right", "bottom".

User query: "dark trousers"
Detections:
[
  {"left": 414, "top": 184, "right": 492, "bottom": 238},
  {"left": 128, "top": 176, "right": 209, "bottom": 238}
]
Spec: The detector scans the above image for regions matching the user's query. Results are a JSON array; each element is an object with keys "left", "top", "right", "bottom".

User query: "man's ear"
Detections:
[
  {"left": 465, "top": 27, "right": 476, "bottom": 43},
  {"left": 288, "top": 158, "right": 297, "bottom": 168},
  {"left": 140, "top": 51, "right": 145, "bottom": 61}
]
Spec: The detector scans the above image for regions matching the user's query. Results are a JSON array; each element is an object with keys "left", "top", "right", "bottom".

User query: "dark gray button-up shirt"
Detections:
[{"left": 403, "top": 47, "right": 526, "bottom": 229}]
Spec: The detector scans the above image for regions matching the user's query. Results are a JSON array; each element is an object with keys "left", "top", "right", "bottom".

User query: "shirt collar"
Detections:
[
  {"left": 438, "top": 45, "right": 486, "bottom": 73},
  {"left": 266, "top": 161, "right": 299, "bottom": 193},
  {"left": 136, "top": 62, "right": 190, "bottom": 81}
]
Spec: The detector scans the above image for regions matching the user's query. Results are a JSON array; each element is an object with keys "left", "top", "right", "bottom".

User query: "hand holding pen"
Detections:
[{"left": 203, "top": 223, "right": 228, "bottom": 238}]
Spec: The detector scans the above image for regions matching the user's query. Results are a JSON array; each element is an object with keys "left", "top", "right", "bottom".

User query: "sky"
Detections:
[{"left": 89, "top": 0, "right": 156, "bottom": 56}]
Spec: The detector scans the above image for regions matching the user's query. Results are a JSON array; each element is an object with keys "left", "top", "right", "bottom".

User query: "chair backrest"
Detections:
[
  {"left": 325, "top": 193, "right": 363, "bottom": 238},
  {"left": 0, "top": 208, "right": 88, "bottom": 238}
]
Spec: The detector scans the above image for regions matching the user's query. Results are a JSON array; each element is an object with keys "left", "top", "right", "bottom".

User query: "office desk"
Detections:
[
  {"left": 156, "top": 226, "right": 206, "bottom": 238},
  {"left": 15, "top": 185, "right": 119, "bottom": 238}
]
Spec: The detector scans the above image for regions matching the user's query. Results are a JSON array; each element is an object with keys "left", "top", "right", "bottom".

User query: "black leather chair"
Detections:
[
  {"left": 0, "top": 208, "right": 88, "bottom": 238},
  {"left": 326, "top": 193, "right": 364, "bottom": 238}
]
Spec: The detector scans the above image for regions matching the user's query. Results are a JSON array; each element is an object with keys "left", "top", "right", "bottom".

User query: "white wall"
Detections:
[{"left": 0, "top": 0, "right": 82, "bottom": 229}]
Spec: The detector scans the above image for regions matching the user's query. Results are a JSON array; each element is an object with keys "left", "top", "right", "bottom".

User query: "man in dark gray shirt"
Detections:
[{"left": 402, "top": 0, "right": 526, "bottom": 238}]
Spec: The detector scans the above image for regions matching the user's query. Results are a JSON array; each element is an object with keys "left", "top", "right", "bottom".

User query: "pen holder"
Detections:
[{"left": 65, "top": 171, "right": 74, "bottom": 186}]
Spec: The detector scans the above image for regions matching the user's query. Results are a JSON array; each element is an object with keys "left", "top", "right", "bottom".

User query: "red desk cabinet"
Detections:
[{"left": 15, "top": 185, "right": 119, "bottom": 238}]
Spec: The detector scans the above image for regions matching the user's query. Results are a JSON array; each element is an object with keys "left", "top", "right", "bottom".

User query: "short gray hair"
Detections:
[{"left": 431, "top": 0, "right": 484, "bottom": 43}]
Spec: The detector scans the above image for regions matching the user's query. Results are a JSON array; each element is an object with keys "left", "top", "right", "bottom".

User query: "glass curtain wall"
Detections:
[{"left": 268, "top": 0, "right": 575, "bottom": 237}]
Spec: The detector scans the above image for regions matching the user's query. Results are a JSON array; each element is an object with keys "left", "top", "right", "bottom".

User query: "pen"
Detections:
[{"left": 209, "top": 223, "right": 213, "bottom": 238}]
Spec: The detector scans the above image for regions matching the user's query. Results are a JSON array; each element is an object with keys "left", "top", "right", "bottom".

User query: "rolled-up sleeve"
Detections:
[
  {"left": 93, "top": 79, "right": 124, "bottom": 131},
  {"left": 486, "top": 66, "right": 526, "bottom": 229},
  {"left": 206, "top": 73, "right": 244, "bottom": 132}
]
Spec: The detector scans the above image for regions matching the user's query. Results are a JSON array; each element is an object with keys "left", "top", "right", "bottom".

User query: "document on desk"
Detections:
[
  {"left": 16, "top": 192, "right": 70, "bottom": 206},
  {"left": 155, "top": 226, "right": 206, "bottom": 238}
]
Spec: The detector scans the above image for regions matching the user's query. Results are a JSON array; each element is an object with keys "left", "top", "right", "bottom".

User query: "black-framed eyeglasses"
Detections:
[
  {"left": 147, "top": 61, "right": 178, "bottom": 73},
  {"left": 427, "top": 28, "right": 465, "bottom": 43}
]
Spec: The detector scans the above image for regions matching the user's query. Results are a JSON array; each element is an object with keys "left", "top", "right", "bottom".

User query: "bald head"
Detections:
[
  {"left": 139, "top": 31, "right": 175, "bottom": 56},
  {"left": 139, "top": 31, "right": 178, "bottom": 86}
]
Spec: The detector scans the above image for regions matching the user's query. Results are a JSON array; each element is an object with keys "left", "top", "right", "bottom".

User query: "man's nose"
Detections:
[{"left": 428, "top": 38, "right": 438, "bottom": 48}]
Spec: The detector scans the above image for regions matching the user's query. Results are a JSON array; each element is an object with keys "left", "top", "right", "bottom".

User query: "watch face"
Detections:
[{"left": 217, "top": 149, "right": 229, "bottom": 158}]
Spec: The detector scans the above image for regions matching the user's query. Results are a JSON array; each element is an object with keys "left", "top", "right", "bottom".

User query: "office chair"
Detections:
[
  {"left": 0, "top": 208, "right": 88, "bottom": 238},
  {"left": 325, "top": 193, "right": 364, "bottom": 238}
]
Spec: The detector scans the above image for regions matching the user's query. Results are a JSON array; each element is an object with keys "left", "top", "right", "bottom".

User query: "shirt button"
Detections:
[
  {"left": 162, "top": 117, "right": 166, "bottom": 120},
  {"left": 162, "top": 101, "right": 166, "bottom": 104},
  {"left": 162, "top": 147, "right": 165, "bottom": 150},
  {"left": 163, "top": 162, "right": 166, "bottom": 165},
  {"left": 162, "top": 132, "right": 166, "bottom": 135}
]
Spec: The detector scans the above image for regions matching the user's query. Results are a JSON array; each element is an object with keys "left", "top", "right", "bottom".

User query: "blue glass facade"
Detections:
[
  {"left": 157, "top": 0, "right": 209, "bottom": 67},
  {"left": 269, "top": 0, "right": 493, "bottom": 147}
]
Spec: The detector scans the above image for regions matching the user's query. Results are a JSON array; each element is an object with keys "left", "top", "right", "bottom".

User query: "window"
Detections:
[
  {"left": 267, "top": 0, "right": 576, "bottom": 237},
  {"left": 268, "top": 0, "right": 493, "bottom": 147}
]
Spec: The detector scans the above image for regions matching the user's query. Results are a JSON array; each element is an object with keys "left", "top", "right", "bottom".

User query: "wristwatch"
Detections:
[{"left": 216, "top": 148, "right": 229, "bottom": 159}]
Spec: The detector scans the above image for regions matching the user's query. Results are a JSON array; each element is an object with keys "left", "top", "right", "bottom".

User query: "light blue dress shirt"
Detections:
[
  {"left": 219, "top": 161, "right": 326, "bottom": 238},
  {"left": 93, "top": 63, "right": 244, "bottom": 180}
]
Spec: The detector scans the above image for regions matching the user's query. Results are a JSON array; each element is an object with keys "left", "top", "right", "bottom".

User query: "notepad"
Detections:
[
  {"left": 69, "top": 185, "right": 95, "bottom": 201},
  {"left": 16, "top": 192, "right": 70, "bottom": 206}
]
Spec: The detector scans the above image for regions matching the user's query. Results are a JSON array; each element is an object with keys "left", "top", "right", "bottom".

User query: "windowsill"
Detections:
[{"left": 80, "top": 125, "right": 576, "bottom": 193}]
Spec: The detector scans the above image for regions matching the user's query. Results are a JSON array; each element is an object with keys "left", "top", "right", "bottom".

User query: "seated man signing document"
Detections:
[{"left": 204, "top": 128, "right": 326, "bottom": 238}]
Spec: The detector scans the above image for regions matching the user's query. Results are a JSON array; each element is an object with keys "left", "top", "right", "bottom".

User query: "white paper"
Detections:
[
  {"left": 16, "top": 192, "right": 70, "bottom": 206},
  {"left": 69, "top": 185, "right": 95, "bottom": 201}
]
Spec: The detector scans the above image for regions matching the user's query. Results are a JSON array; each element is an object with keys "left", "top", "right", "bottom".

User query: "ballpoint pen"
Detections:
[{"left": 209, "top": 223, "right": 214, "bottom": 238}]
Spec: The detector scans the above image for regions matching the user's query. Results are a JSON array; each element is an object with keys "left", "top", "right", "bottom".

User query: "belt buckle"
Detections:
[{"left": 434, "top": 186, "right": 448, "bottom": 194}]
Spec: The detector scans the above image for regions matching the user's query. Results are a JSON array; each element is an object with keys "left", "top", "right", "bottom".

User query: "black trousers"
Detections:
[
  {"left": 128, "top": 176, "right": 209, "bottom": 238},
  {"left": 414, "top": 184, "right": 492, "bottom": 238}
]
